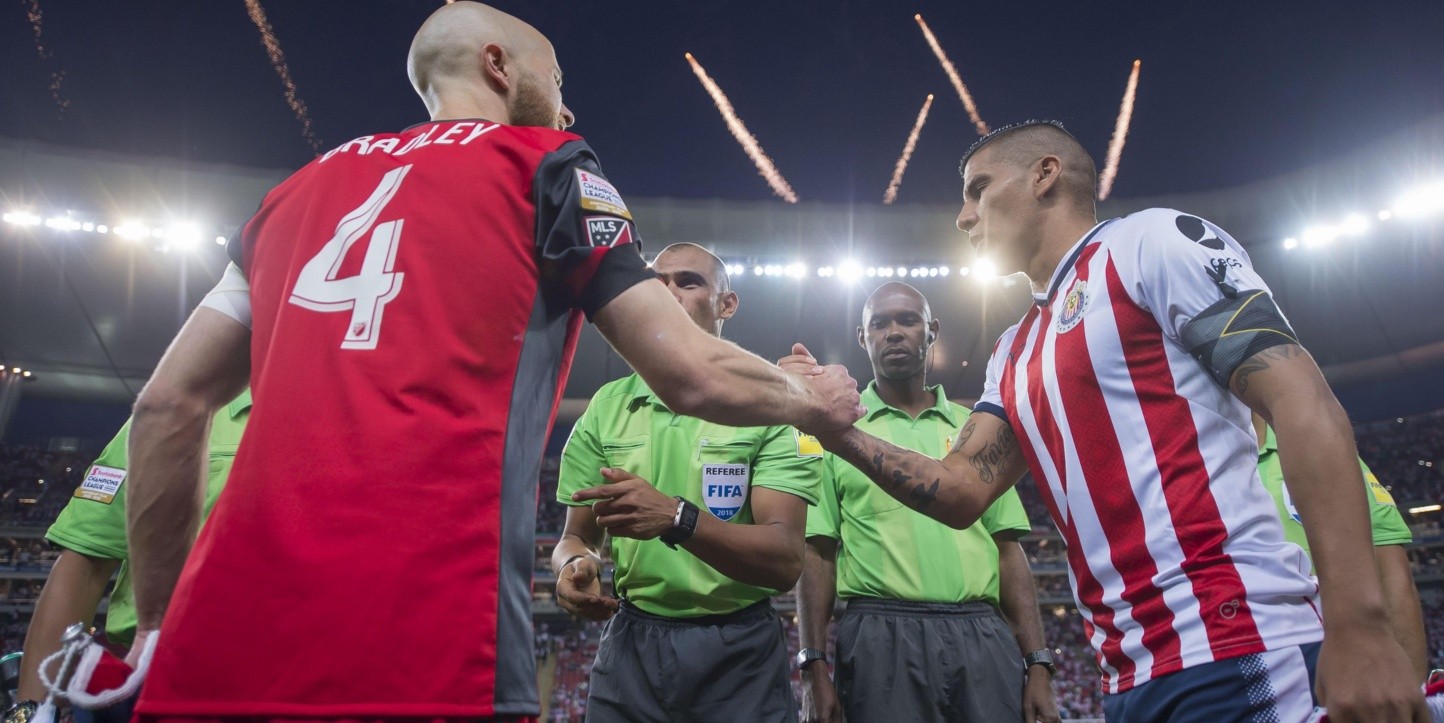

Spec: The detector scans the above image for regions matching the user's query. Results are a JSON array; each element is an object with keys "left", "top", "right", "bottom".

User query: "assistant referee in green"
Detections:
[
  {"left": 793, "top": 283, "right": 1060, "bottom": 723},
  {"left": 552, "top": 243, "right": 822, "bottom": 723}
]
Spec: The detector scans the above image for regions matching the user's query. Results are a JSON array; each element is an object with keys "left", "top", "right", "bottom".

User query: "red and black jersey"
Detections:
[{"left": 136, "top": 120, "right": 654, "bottom": 719}]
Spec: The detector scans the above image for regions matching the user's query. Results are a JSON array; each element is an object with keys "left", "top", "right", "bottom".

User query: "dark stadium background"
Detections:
[{"left": 1, "top": 2, "right": 1443, "bottom": 720}]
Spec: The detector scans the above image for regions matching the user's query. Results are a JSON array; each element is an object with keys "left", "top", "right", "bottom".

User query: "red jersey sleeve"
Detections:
[{"left": 533, "top": 139, "right": 656, "bottom": 319}]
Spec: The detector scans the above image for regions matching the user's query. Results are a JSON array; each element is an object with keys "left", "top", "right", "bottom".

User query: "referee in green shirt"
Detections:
[
  {"left": 1251, "top": 412, "right": 1426, "bottom": 682},
  {"left": 793, "top": 283, "right": 1060, "bottom": 723},
  {"left": 12, "top": 391, "right": 250, "bottom": 720},
  {"left": 552, "top": 243, "right": 822, "bottom": 723}
]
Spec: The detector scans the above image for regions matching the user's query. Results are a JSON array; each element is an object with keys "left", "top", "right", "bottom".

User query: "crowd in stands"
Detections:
[{"left": 0, "top": 408, "right": 1441, "bottom": 719}]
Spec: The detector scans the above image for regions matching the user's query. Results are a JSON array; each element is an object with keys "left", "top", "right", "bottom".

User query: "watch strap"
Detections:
[{"left": 661, "top": 497, "right": 699, "bottom": 548}]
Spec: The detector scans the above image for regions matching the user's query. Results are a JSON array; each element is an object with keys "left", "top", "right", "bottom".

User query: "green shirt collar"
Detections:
[
  {"left": 862, "top": 380, "right": 958, "bottom": 426},
  {"left": 227, "top": 388, "right": 253, "bottom": 419},
  {"left": 1258, "top": 424, "right": 1278, "bottom": 457}
]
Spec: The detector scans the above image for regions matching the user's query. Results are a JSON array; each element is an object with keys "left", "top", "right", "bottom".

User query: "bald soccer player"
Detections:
[
  {"left": 121, "top": 5, "right": 862, "bottom": 723},
  {"left": 554, "top": 243, "right": 821, "bottom": 723},
  {"left": 795, "top": 282, "right": 1059, "bottom": 723},
  {"left": 794, "top": 121, "right": 1425, "bottom": 722}
]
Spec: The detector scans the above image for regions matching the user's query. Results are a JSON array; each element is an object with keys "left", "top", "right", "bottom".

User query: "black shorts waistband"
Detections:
[
  {"left": 618, "top": 598, "right": 774, "bottom": 626},
  {"left": 842, "top": 597, "right": 998, "bottom": 617}
]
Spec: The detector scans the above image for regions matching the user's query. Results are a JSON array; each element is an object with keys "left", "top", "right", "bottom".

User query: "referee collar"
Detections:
[
  {"left": 227, "top": 388, "right": 253, "bottom": 419},
  {"left": 1034, "top": 218, "right": 1116, "bottom": 307},
  {"left": 862, "top": 381, "right": 959, "bottom": 426}
]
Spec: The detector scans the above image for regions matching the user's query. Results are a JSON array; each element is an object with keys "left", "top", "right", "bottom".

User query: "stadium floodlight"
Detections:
[
  {"left": 972, "top": 258, "right": 997, "bottom": 279},
  {"left": 96, "top": 225, "right": 109, "bottom": 234},
  {"left": 752, "top": 266, "right": 764, "bottom": 276},
  {"left": 895, "top": 266, "right": 907, "bottom": 277},
  {"left": 958, "top": 266, "right": 971, "bottom": 277},
  {"left": 1300, "top": 225, "right": 1339, "bottom": 247},
  {"left": 816, "top": 266, "right": 833, "bottom": 277},
  {"left": 865, "top": 267, "right": 877, "bottom": 277},
  {"left": 1340, "top": 213, "right": 1369, "bottom": 237},
  {"left": 215, "top": 236, "right": 227, "bottom": 245},
  {"left": 1378, "top": 210, "right": 1393, "bottom": 221},
  {"left": 166, "top": 221, "right": 204, "bottom": 250},
  {"left": 837, "top": 260, "right": 862, "bottom": 282},
  {"left": 784, "top": 262, "right": 806, "bottom": 279},
  {"left": 939, "top": 266, "right": 950, "bottom": 277},
  {"left": 1282, "top": 237, "right": 1299, "bottom": 251},
  {"left": 45, "top": 216, "right": 81, "bottom": 231},
  {"left": 81, "top": 222, "right": 95, "bottom": 232},
  {"left": 114, "top": 221, "right": 150, "bottom": 242},
  {"left": 928, "top": 267, "right": 939, "bottom": 277},
  {"left": 1409, "top": 504, "right": 1442, "bottom": 515},
  {"left": 20, "top": 371, "right": 30, "bottom": 378},
  {"left": 1392, "top": 180, "right": 1444, "bottom": 219},
  {"left": 2, "top": 211, "right": 42, "bottom": 226}
]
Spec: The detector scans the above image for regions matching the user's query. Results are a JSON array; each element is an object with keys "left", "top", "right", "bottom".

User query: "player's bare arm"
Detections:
[
  {"left": 1374, "top": 544, "right": 1428, "bottom": 682},
  {"left": 572, "top": 468, "right": 808, "bottom": 591},
  {"left": 995, "top": 535, "right": 1062, "bottom": 723},
  {"left": 797, "top": 536, "right": 843, "bottom": 723},
  {"left": 1230, "top": 343, "right": 1427, "bottom": 722},
  {"left": 550, "top": 506, "right": 617, "bottom": 621},
  {"left": 16, "top": 550, "right": 121, "bottom": 701},
  {"left": 594, "top": 280, "right": 864, "bottom": 432},
  {"left": 814, "top": 412, "right": 1026, "bottom": 530},
  {"left": 126, "top": 308, "right": 250, "bottom": 645}
]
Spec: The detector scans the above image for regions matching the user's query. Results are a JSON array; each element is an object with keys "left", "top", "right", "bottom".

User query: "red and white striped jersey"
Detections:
[{"left": 977, "top": 208, "right": 1322, "bottom": 694}]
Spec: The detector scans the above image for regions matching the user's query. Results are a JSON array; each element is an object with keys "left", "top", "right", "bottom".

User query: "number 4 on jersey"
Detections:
[{"left": 289, "top": 165, "right": 411, "bottom": 350}]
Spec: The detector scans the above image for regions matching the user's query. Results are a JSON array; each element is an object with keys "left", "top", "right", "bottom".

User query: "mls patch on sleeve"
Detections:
[
  {"left": 584, "top": 217, "right": 635, "bottom": 247},
  {"left": 576, "top": 169, "right": 632, "bottom": 219},
  {"left": 794, "top": 429, "right": 824, "bottom": 457},
  {"left": 702, "top": 463, "right": 749, "bottom": 521},
  {"left": 75, "top": 465, "right": 126, "bottom": 504}
]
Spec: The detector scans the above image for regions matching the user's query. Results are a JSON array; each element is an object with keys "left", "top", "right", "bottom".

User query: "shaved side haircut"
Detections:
[{"left": 960, "top": 120, "right": 1098, "bottom": 207}]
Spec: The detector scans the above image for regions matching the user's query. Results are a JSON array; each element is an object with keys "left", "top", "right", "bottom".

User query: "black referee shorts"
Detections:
[
  {"left": 583, "top": 599, "right": 797, "bottom": 723},
  {"left": 836, "top": 598, "right": 1024, "bottom": 723}
]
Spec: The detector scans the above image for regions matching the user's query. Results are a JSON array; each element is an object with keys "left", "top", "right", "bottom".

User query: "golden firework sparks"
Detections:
[
  {"left": 684, "top": 52, "right": 799, "bottom": 203},
  {"left": 884, "top": 94, "right": 934, "bottom": 205}
]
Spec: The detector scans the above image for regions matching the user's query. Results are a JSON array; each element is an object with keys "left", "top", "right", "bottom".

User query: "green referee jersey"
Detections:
[
  {"left": 45, "top": 390, "right": 251, "bottom": 647},
  {"left": 1256, "top": 425, "right": 1412, "bottom": 570},
  {"left": 806, "top": 382, "right": 1031, "bottom": 605},
  {"left": 558, "top": 372, "right": 822, "bottom": 618}
]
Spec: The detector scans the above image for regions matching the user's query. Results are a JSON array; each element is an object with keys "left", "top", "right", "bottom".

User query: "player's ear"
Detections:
[
  {"left": 926, "top": 318, "right": 940, "bottom": 346},
  {"left": 717, "top": 290, "right": 739, "bottom": 321},
  {"left": 856, "top": 325, "right": 866, "bottom": 350},
  {"left": 480, "top": 42, "right": 512, "bottom": 92},
  {"left": 1034, "top": 155, "right": 1063, "bottom": 200}
]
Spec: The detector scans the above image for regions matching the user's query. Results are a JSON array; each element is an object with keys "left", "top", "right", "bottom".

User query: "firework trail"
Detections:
[
  {"left": 244, "top": 0, "right": 322, "bottom": 153},
  {"left": 883, "top": 94, "right": 934, "bottom": 205},
  {"left": 1098, "top": 59, "right": 1141, "bottom": 201},
  {"left": 914, "top": 14, "right": 987, "bottom": 136},
  {"left": 22, "top": 0, "right": 69, "bottom": 116},
  {"left": 684, "top": 52, "right": 798, "bottom": 203}
]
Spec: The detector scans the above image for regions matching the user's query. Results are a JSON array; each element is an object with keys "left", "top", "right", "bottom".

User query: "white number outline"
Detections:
[{"left": 288, "top": 165, "right": 411, "bottom": 350}]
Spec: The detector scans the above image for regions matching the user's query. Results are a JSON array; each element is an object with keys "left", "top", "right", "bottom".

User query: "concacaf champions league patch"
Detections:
[
  {"left": 1056, "top": 279, "right": 1089, "bottom": 333},
  {"left": 575, "top": 169, "right": 632, "bottom": 219}
]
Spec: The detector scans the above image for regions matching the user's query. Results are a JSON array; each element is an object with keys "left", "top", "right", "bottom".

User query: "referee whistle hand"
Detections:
[
  {"left": 555, "top": 556, "right": 617, "bottom": 621},
  {"left": 576, "top": 468, "right": 677, "bottom": 541}
]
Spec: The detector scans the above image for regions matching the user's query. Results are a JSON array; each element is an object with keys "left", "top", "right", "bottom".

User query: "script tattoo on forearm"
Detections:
[
  {"left": 967, "top": 423, "right": 1017, "bottom": 485},
  {"left": 1232, "top": 343, "right": 1303, "bottom": 394},
  {"left": 844, "top": 436, "right": 945, "bottom": 514}
]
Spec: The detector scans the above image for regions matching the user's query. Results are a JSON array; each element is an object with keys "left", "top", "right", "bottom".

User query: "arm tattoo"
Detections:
[
  {"left": 909, "top": 479, "right": 941, "bottom": 512},
  {"left": 842, "top": 437, "right": 938, "bottom": 513},
  {"left": 950, "top": 417, "right": 977, "bottom": 455},
  {"left": 1232, "top": 344, "right": 1303, "bottom": 394},
  {"left": 967, "top": 423, "right": 1017, "bottom": 485}
]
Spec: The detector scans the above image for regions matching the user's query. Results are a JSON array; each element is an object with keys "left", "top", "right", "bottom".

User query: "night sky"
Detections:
[{"left": 3, "top": 1, "right": 1443, "bottom": 206}]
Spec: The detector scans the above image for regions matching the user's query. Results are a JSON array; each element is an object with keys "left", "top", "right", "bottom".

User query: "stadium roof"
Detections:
[{"left": 2, "top": 116, "right": 1442, "bottom": 419}]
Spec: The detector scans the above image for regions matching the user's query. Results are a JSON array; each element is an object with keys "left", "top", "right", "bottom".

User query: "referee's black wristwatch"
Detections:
[
  {"left": 660, "top": 497, "right": 700, "bottom": 549},
  {"left": 795, "top": 648, "right": 828, "bottom": 671},
  {"left": 1024, "top": 649, "right": 1057, "bottom": 677}
]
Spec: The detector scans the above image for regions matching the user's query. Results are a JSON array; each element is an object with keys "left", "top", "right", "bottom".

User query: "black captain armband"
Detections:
[{"left": 1180, "top": 289, "right": 1300, "bottom": 388}]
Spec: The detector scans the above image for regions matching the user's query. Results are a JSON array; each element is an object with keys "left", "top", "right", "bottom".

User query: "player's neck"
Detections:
[
  {"left": 873, "top": 374, "right": 933, "bottom": 419},
  {"left": 427, "top": 90, "right": 511, "bottom": 126},
  {"left": 1025, "top": 211, "right": 1100, "bottom": 296}
]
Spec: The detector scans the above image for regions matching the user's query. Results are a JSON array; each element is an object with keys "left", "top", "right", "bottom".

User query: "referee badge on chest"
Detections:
[
  {"left": 702, "top": 463, "right": 750, "bottom": 521},
  {"left": 1056, "top": 279, "right": 1090, "bottom": 334}
]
